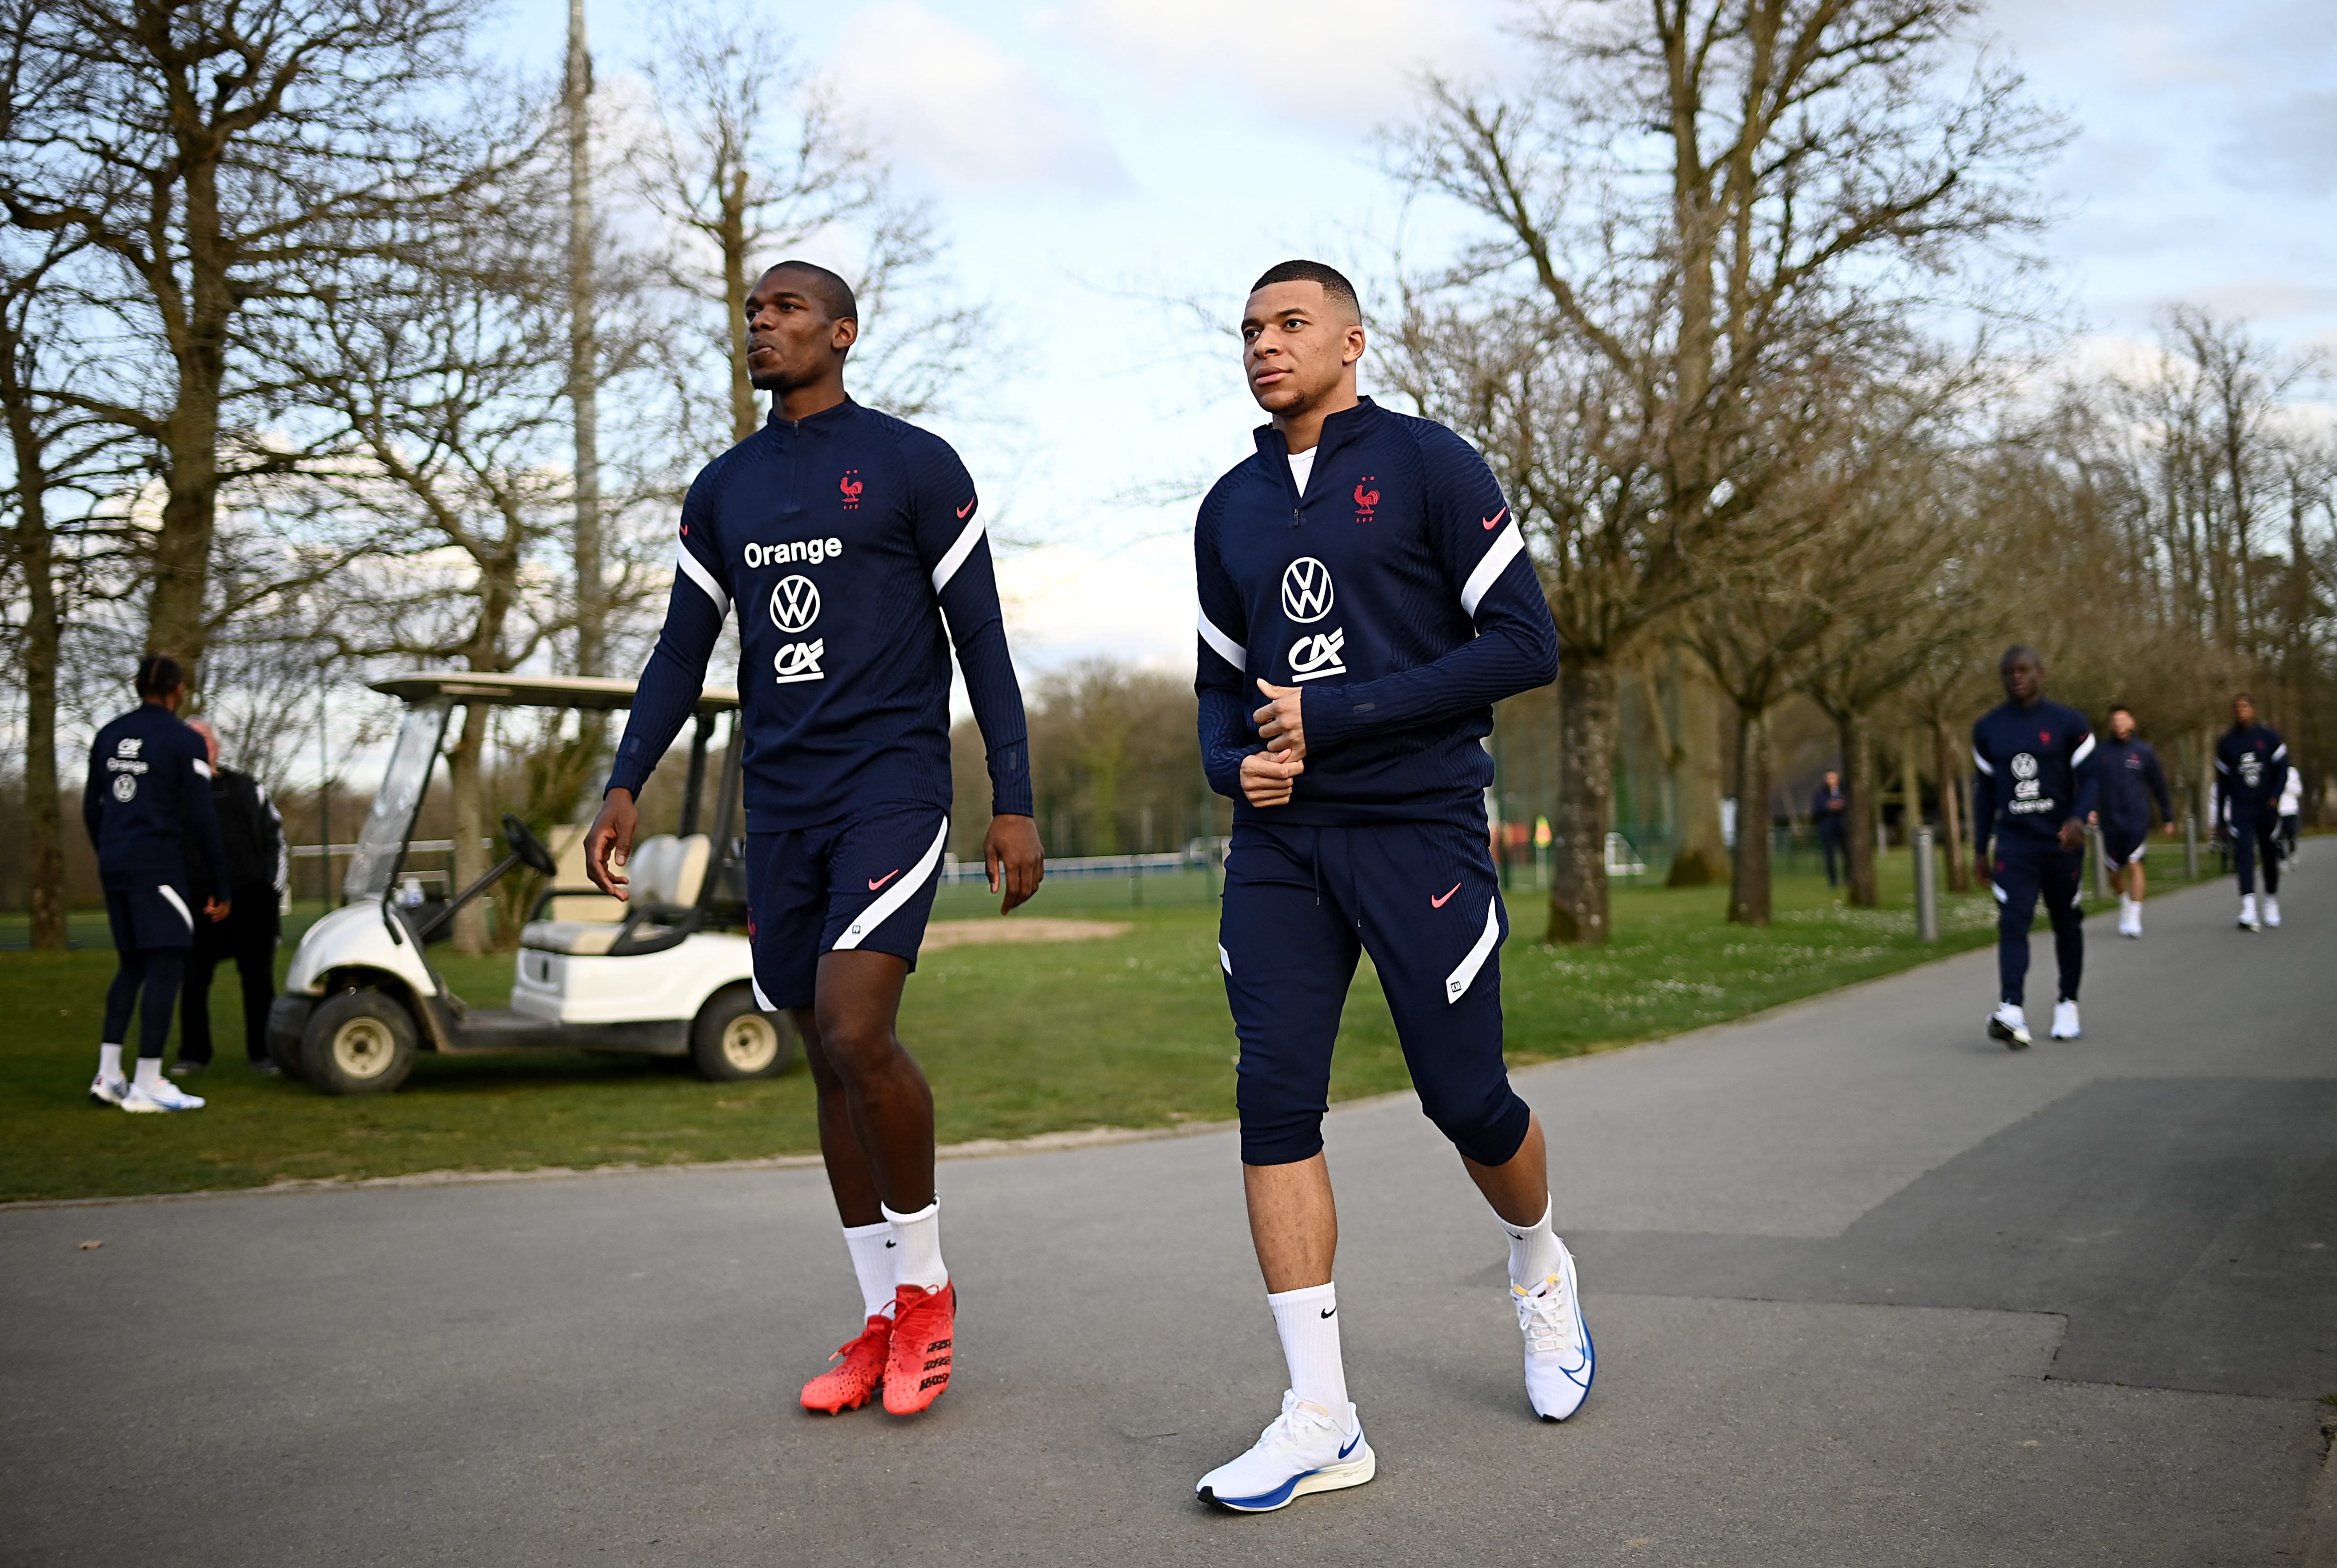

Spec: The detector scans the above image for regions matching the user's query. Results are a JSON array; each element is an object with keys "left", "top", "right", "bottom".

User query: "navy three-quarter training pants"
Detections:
[
  {"left": 2229, "top": 805, "right": 2282, "bottom": 897},
  {"left": 1992, "top": 839, "right": 2083, "bottom": 1007},
  {"left": 1218, "top": 819, "right": 1532, "bottom": 1168}
]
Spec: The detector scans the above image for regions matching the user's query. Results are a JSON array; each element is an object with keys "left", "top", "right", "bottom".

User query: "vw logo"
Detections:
[
  {"left": 769, "top": 574, "right": 822, "bottom": 633},
  {"left": 2010, "top": 752, "right": 2038, "bottom": 780},
  {"left": 1280, "top": 557, "right": 1334, "bottom": 624}
]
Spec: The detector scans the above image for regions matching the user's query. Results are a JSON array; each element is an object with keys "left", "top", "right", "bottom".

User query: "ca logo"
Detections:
[
  {"left": 1281, "top": 557, "right": 1334, "bottom": 624},
  {"left": 1288, "top": 627, "right": 1348, "bottom": 682},
  {"left": 769, "top": 574, "right": 821, "bottom": 634},
  {"left": 773, "top": 639, "right": 826, "bottom": 684}
]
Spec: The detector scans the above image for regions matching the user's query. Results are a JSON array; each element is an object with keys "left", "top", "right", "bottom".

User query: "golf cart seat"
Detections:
[{"left": 521, "top": 833, "right": 710, "bottom": 955}]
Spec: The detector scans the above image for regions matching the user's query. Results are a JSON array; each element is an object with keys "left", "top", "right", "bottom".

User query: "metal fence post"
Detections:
[
  {"left": 1913, "top": 825, "right": 1938, "bottom": 942},
  {"left": 2183, "top": 812, "right": 2199, "bottom": 881}
]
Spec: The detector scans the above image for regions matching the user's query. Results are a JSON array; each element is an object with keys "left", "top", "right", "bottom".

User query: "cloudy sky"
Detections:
[{"left": 497, "top": 0, "right": 2337, "bottom": 677}]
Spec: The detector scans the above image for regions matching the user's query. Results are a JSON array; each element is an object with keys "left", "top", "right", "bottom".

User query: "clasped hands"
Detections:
[{"left": 1240, "top": 679, "right": 1306, "bottom": 809}]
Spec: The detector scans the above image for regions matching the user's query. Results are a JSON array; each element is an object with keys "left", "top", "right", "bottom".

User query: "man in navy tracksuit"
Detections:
[
  {"left": 1190, "top": 261, "right": 1580, "bottom": 1516},
  {"left": 1971, "top": 645, "right": 2097, "bottom": 1049},
  {"left": 587, "top": 261, "right": 1040, "bottom": 1420},
  {"left": 2216, "top": 692, "right": 2289, "bottom": 931},
  {"left": 81, "top": 656, "right": 230, "bottom": 1112},
  {"left": 2096, "top": 705, "right": 2173, "bottom": 938}
]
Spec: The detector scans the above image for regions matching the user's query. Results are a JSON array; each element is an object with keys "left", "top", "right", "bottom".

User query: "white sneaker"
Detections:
[
  {"left": 2051, "top": 1000, "right": 2081, "bottom": 1040},
  {"left": 1987, "top": 1003, "right": 2031, "bottom": 1050},
  {"left": 1515, "top": 1240, "right": 1595, "bottom": 1421},
  {"left": 2239, "top": 895, "right": 2260, "bottom": 932},
  {"left": 1196, "top": 1391, "right": 1375, "bottom": 1513},
  {"left": 2263, "top": 896, "right": 2281, "bottom": 928},
  {"left": 121, "top": 1080, "right": 206, "bottom": 1113},
  {"left": 88, "top": 1074, "right": 129, "bottom": 1108}
]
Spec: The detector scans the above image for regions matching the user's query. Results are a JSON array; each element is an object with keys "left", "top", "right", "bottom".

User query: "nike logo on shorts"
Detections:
[
  {"left": 1431, "top": 882, "right": 1461, "bottom": 908},
  {"left": 868, "top": 868, "right": 903, "bottom": 892}
]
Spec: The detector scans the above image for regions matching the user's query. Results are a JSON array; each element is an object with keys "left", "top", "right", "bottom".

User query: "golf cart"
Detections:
[{"left": 265, "top": 672, "right": 796, "bottom": 1095}]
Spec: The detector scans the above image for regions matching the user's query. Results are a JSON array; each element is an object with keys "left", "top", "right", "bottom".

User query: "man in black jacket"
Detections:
[{"left": 174, "top": 720, "right": 287, "bottom": 1074}]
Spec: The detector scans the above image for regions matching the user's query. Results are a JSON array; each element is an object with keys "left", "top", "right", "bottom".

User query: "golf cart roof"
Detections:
[{"left": 370, "top": 672, "right": 739, "bottom": 714}]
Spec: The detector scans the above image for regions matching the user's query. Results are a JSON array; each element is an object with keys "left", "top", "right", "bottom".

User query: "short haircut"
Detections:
[
  {"left": 765, "top": 260, "right": 857, "bottom": 323},
  {"left": 1999, "top": 644, "right": 2040, "bottom": 673},
  {"left": 2108, "top": 703, "right": 2132, "bottom": 717},
  {"left": 135, "top": 654, "right": 183, "bottom": 698},
  {"left": 1249, "top": 259, "right": 1361, "bottom": 324},
  {"left": 2234, "top": 691, "right": 2254, "bottom": 704}
]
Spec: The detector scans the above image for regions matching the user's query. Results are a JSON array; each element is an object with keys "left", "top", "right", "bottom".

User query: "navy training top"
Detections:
[
  {"left": 606, "top": 400, "right": 1032, "bottom": 832},
  {"left": 2214, "top": 723, "right": 2288, "bottom": 818},
  {"left": 82, "top": 702, "right": 229, "bottom": 890},
  {"left": 1971, "top": 698, "right": 2098, "bottom": 848},
  {"left": 2097, "top": 736, "right": 2172, "bottom": 829},
  {"left": 1193, "top": 398, "right": 1560, "bottom": 829}
]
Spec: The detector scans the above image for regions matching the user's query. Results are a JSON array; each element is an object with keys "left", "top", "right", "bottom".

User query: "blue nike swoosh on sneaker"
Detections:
[{"left": 1338, "top": 1431, "right": 1362, "bottom": 1460}]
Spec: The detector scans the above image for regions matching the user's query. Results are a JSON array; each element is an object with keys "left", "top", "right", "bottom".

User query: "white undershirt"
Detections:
[{"left": 1287, "top": 447, "right": 1318, "bottom": 496}]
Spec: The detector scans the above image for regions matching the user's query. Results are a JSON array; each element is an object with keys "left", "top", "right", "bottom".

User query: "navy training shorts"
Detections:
[
  {"left": 103, "top": 877, "right": 198, "bottom": 953},
  {"left": 1218, "top": 818, "right": 1532, "bottom": 1169},
  {"left": 2100, "top": 817, "right": 2149, "bottom": 869},
  {"left": 745, "top": 803, "right": 950, "bottom": 1012}
]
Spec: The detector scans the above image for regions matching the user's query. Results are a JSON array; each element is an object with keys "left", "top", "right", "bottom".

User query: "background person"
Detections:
[
  {"left": 1812, "top": 770, "right": 1848, "bottom": 888},
  {"left": 174, "top": 720, "right": 287, "bottom": 1076},
  {"left": 2216, "top": 693, "right": 2289, "bottom": 931},
  {"left": 81, "top": 656, "right": 229, "bottom": 1113},
  {"left": 2095, "top": 705, "right": 2174, "bottom": 939},
  {"left": 2277, "top": 762, "right": 2302, "bottom": 862},
  {"left": 1971, "top": 645, "right": 2096, "bottom": 1049}
]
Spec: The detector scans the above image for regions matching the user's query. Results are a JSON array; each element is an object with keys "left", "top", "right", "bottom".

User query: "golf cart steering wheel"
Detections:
[{"left": 502, "top": 813, "right": 558, "bottom": 878}]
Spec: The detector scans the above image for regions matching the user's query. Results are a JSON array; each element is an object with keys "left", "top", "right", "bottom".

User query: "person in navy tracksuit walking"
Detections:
[
  {"left": 2215, "top": 692, "right": 2289, "bottom": 931},
  {"left": 1190, "top": 261, "right": 1582, "bottom": 1516},
  {"left": 82, "top": 656, "right": 230, "bottom": 1112},
  {"left": 2094, "top": 705, "right": 2173, "bottom": 938},
  {"left": 1971, "top": 645, "right": 2097, "bottom": 1049}
]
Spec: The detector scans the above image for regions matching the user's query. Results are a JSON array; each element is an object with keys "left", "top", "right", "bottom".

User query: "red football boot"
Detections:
[
  {"left": 882, "top": 1281, "right": 956, "bottom": 1416},
  {"left": 800, "top": 1314, "right": 891, "bottom": 1414}
]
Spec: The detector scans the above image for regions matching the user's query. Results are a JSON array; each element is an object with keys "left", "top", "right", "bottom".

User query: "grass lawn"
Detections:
[{"left": 0, "top": 847, "right": 2213, "bottom": 1203}]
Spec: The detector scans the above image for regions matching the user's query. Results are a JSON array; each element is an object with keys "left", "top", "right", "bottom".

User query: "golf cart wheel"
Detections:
[
  {"left": 302, "top": 988, "right": 420, "bottom": 1095},
  {"left": 690, "top": 985, "right": 797, "bottom": 1081}
]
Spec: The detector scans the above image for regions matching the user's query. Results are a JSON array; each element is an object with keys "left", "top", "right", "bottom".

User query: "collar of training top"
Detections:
[{"left": 1252, "top": 395, "right": 1381, "bottom": 465}]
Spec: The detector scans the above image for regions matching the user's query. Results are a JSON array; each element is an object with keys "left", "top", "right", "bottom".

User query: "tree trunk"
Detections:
[
  {"left": 1840, "top": 709, "right": 1878, "bottom": 907},
  {"left": 448, "top": 703, "right": 493, "bottom": 954},
  {"left": 145, "top": 150, "right": 234, "bottom": 674},
  {"left": 566, "top": 0, "right": 605, "bottom": 680},
  {"left": 1664, "top": 655, "right": 1728, "bottom": 886},
  {"left": 1934, "top": 717, "right": 1970, "bottom": 893},
  {"left": 723, "top": 169, "right": 757, "bottom": 444},
  {"left": 2, "top": 334, "right": 66, "bottom": 949},
  {"left": 1547, "top": 655, "right": 1616, "bottom": 945},
  {"left": 1727, "top": 703, "right": 1771, "bottom": 925}
]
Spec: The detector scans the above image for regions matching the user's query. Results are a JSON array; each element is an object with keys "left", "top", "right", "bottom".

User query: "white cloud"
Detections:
[
  {"left": 829, "top": 3, "right": 1129, "bottom": 193},
  {"left": 1045, "top": 0, "right": 1489, "bottom": 120},
  {"left": 998, "top": 534, "right": 1195, "bottom": 672}
]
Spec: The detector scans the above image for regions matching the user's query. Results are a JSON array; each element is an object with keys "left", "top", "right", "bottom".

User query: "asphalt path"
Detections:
[{"left": 4, "top": 868, "right": 2332, "bottom": 1567}]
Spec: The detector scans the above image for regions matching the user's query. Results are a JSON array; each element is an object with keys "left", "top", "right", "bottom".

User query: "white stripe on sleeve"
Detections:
[
  {"left": 833, "top": 817, "right": 951, "bottom": 952},
  {"left": 2071, "top": 733, "right": 2095, "bottom": 766},
  {"left": 1197, "top": 611, "right": 1247, "bottom": 671},
  {"left": 1459, "top": 521, "right": 1527, "bottom": 618},
  {"left": 1971, "top": 746, "right": 1995, "bottom": 776},
  {"left": 191, "top": 759, "right": 212, "bottom": 778},
  {"left": 676, "top": 543, "right": 730, "bottom": 618},
  {"left": 930, "top": 513, "right": 986, "bottom": 594},
  {"left": 1444, "top": 896, "right": 1504, "bottom": 1003},
  {"left": 2272, "top": 743, "right": 2288, "bottom": 761}
]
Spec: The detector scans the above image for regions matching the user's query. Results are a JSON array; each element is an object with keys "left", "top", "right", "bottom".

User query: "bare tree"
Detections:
[
  {"left": 0, "top": 0, "right": 511, "bottom": 674},
  {"left": 1387, "top": 0, "right": 2060, "bottom": 943}
]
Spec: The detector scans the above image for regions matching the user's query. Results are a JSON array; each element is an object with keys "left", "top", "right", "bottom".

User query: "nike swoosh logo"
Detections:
[
  {"left": 1319, "top": 1305, "right": 1337, "bottom": 1319},
  {"left": 884, "top": 1239, "right": 896, "bottom": 1248},
  {"left": 867, "top": 869, "right": 903, "bottom": 892},
  {"left": 956, "top": 500, "right": 975, "bottom": 519},
  {"left": 1338, "top": 1431, "right": 1362, "bottom": 1459},
  {"left": 1431, "top": 882, "right": 1461, "bottom": 908},
  {"left": 1482, "top": 506, "right": 1508, "bottom": 531}
]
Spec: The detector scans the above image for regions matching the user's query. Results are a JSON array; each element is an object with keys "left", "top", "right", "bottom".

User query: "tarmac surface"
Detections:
[{"left": 4, "top": 869, "right": 2333, "bottom": 1566}]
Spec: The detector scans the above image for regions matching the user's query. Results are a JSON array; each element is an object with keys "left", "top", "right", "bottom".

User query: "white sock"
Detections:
[
  {"left": 841, "top": 1221, "right": 896, "bottom": 1320},
  {"left": 881, "top": 1200, "right": 947, "bottom": 1292},
  {"left": 1266, "top": 1282, "right": 1349, "bottom": 1417},
  {"left": 2118, "top": 891, "right": 2133, "bottom": 913},
  {"left": 1500, "top": 1198, "right": 1563, "bottom": 1289},
  {"left": 98, "top": 1044, "right": 124, "bottom": 1082},
  {"left": 133, "top": 1057, "right": 163, "bottom": 1091}
]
